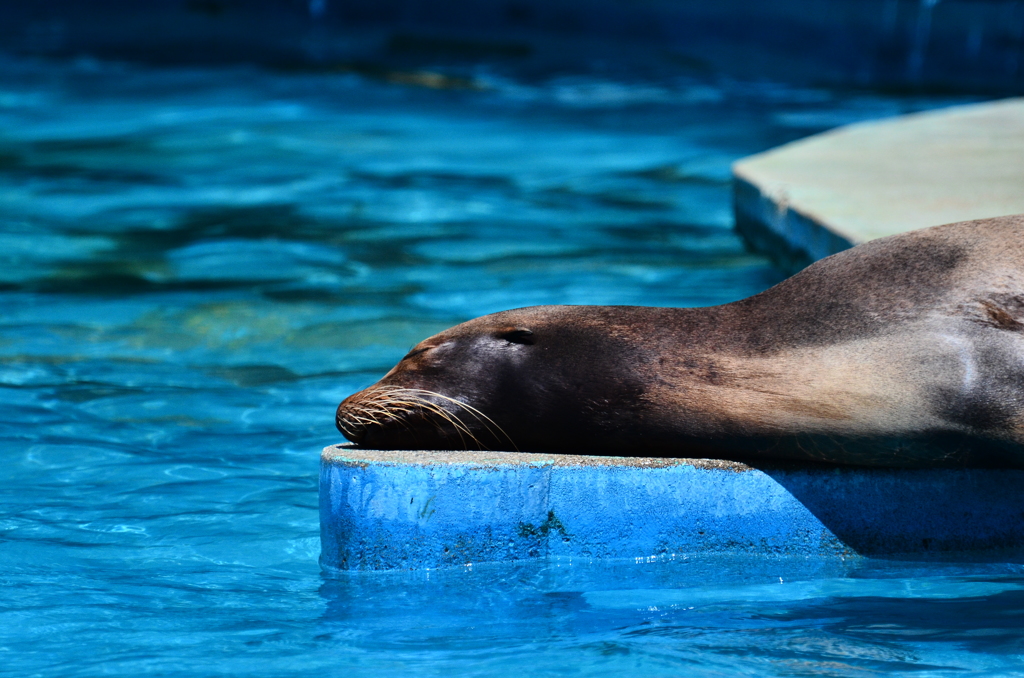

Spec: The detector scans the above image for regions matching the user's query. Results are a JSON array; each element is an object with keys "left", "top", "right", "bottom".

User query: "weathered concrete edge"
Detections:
[
  {"left": 319, "top": 445, "right": 1024, "bottom": 571},
  {"left": 732, "top": 170, "right": 856, "bottom": 272},
  {"left": 321, "top": 444, "right": 751, "bottom": 471}
]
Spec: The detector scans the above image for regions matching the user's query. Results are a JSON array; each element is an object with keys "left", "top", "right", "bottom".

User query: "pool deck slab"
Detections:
[{"left": 733, "top": 97, "right": 1024, "bottom": 265}]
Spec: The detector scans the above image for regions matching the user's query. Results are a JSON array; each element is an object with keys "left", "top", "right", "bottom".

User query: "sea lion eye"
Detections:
[{"left": 500, "top": 328, "right": 534, "bottom": 345}]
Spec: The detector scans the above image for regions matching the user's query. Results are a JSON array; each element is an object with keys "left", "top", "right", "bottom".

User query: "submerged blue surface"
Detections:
[{"left": 2, "top": 55, "right": 1021, "bottom": 675}]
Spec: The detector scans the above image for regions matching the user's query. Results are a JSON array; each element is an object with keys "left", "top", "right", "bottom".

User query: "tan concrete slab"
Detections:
[{"left": 733, "top": 98, "right": 1024, "bottom": 258}]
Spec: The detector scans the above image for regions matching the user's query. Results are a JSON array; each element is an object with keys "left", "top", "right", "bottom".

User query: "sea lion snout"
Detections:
[
  {"left": 335, "top": 306, "right": 670, "bottom": 452},
  {"left": 335, "top": 382, "right": 515, "bottom": 451},
  {"left": 335, "top": 324, "right": 527, "bottom": 450}
]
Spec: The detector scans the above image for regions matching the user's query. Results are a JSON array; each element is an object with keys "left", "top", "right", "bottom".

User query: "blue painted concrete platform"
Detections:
[{"left": 320, "top": 445, "right": 1024, "bottom": 571}]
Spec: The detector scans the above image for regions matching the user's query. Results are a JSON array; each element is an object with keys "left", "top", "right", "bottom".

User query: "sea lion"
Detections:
[{"left": 336, "top": 215, "right": 1024, "bottom": 467}]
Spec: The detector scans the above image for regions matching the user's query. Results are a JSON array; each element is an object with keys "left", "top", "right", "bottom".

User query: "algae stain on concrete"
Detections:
[
  {"left": 517, "top": 510, "right": 571, "bottom": 541},
  {"left": 418, "top": 495, "right": 436, "bottom": 521}
]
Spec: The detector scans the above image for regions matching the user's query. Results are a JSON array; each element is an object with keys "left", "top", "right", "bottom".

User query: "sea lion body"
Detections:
[{"left": 337, "top": 215, "right": 1024, "bottom": 466}]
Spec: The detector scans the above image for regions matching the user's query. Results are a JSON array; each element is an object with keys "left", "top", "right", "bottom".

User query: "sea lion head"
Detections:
[{"left": 336, "top": 306, "right": 651, "bottom": 452}]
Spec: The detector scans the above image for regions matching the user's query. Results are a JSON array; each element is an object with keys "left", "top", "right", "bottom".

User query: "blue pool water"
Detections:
[{"left": 2, "top": 54, "right": 1022, "bottom": 675}]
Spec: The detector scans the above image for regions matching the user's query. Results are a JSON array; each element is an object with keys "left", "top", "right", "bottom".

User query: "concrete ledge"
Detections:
[
  {"left": 733, "top": 98, "right": 1024, "bottom": 269},
  {"left": 320, "top": 445, "right": 1024, "bottom": 571}
]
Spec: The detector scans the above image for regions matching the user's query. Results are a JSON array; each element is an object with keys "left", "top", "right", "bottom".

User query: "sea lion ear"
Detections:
[{"left": 499, "top": 328, "right": 535, "bottom": 345}]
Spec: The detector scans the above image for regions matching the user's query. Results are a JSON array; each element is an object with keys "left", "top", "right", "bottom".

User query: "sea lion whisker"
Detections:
[
  {"left": 355, "top": 392, "right": 482, "bottom": 447},
  {"left": 416, "top": 398, "right": 489, "bottom": 449},
  {"left": 363, "top": 406, "right": 418, "bottom": 433},
  {"left": 369, "top": 403, "right": 419, "bottom": 419},
  {"left": 401, "top": 388, "right": 518, "bottom": 451},
  {"left": 409, "top": 399, "right": 481, "bottom": 449},
  {"left": 407, "top": 398, "right": 503, "bottom": 451},
  {"left": 349, "top": 413, "right": 384, "bottom": 428},
  {"left": 361, "top": 410, "right": 406, "bottom": 429},
  {"left": 344, "top": 412, "right": 366, "bottom": 427},
  {"left": 400, "top": 399, "right": 472, "bottom": 447},
  {"left": 337, "top": 414, "right": 372, "bottom": 440},
  {"left": 366, "top": 397, "right": 439, "bottom": 419},
  {"left": 359, "top": 403, "right": 406, "bottom": 420},
  {"left": 367, "top": 390, "right": 476, "bottom": 445},
  {"left": 363, "top": 393, "right": 430, "bottom": 416},
  {"left": 408, "top": 391, "right": 501, "bottom": 427},
  {"left": 366, "top": 386, "right": 413, "bottom": 402},
  {"left": 335, "top": 417, "right": 355, "bottom": 438}
]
